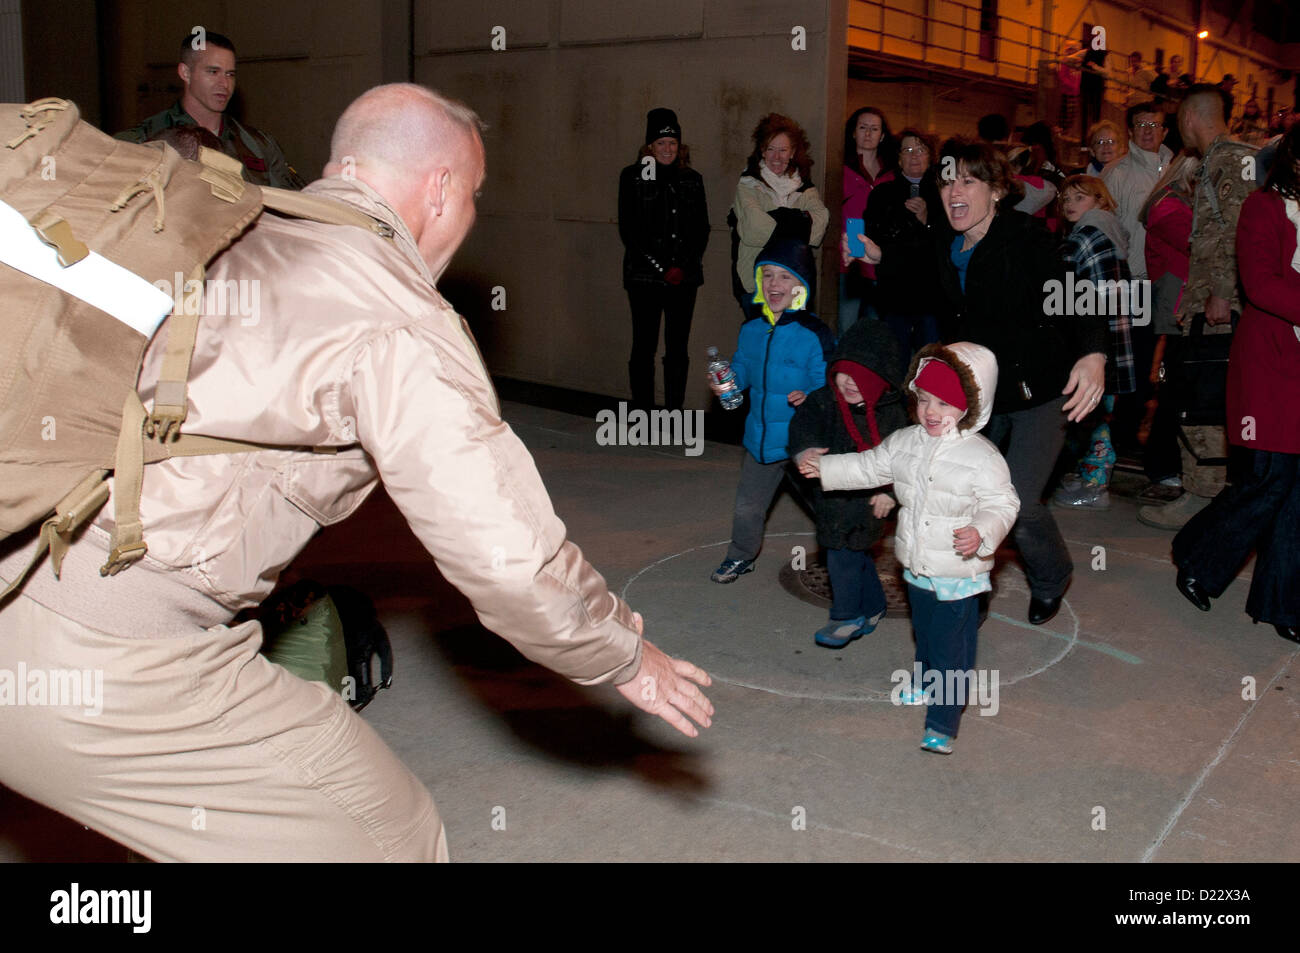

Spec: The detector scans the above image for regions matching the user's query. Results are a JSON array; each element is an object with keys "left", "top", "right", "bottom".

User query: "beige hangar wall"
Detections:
[{"left": 22, "top": 0, "right": 847, "bottom": 410}]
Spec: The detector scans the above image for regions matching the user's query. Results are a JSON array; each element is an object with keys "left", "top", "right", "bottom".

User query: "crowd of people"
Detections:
[{"left": 621, "top": 72, "right": 1299, "bottom": 758}]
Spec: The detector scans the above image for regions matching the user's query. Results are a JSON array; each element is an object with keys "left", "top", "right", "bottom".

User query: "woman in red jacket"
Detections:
[
  {"left": 1135, "top": 153, "right": 1199, "bottom": 499},
  {"left": 1171, "top": 126, "right": 1300, "bottom": 644}
]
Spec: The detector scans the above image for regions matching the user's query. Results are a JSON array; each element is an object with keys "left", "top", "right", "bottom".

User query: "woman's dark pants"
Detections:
[
  {"left": 627, "top": 283, "right": 697, "bottom": 410},
  {"left": 983, "top": 396, "right": 1074, "bottom": 601},
  {"left": 1173, "top": 448, "right": 1300, "bottom": 627}
]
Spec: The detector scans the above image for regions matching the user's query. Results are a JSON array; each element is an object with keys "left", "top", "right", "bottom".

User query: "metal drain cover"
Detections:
[{"left": 777, "top": 545, "right": 910, "bottom": 617}]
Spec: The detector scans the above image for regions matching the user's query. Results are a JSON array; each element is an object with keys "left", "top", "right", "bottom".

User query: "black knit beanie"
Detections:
[{"left": 645, "top": 108, "right": 681, "bottom": 145}]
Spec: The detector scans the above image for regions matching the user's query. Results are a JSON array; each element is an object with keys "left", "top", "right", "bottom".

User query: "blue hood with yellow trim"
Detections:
[{"left": 752, "top": 236, "right": 816, "bottom": 321}]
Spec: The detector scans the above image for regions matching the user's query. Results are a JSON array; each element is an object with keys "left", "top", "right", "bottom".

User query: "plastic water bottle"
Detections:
[{"left": 706, "top": 346, "right": 744, "bottom": 410}]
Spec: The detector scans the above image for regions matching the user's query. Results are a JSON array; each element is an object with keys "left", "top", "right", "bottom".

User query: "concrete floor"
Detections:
[{"left": 2, "top": 399, "right": 1298, "bottom": 862}]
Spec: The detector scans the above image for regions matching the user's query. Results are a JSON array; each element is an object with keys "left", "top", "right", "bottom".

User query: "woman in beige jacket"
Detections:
[{"left": 730, "top": 113, "right": 829, "bottom": 310}]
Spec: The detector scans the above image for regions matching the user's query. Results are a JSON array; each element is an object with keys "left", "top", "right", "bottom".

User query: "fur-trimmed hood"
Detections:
[{"left": 905, "top": 341, "right": 999, "bottom": 436}]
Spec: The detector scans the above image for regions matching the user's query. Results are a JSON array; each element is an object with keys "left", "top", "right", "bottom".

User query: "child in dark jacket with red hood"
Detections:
[{"left": 788, "top": 319, "right": 910, "bottom": 647}]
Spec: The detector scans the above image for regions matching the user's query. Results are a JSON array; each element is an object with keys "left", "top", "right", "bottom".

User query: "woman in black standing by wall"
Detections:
[
  {"left": 618, "top": 108, "right": 710, "bottom": 410},
  {"left": 848, "top": 140, "right": 1108, "bottom": 624}
]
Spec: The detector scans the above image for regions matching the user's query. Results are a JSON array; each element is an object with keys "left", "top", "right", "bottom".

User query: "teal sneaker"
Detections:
[
  {"left": 920, "top": 731, "right": 954, "bottom": 755},
  {"left": 814, "top": 616, "right": 867, "bottom": 648},
  {"left": 897, "top": 682, "right": 926, "bottom": 706},
  {"left": 814, "top": 609, "right": 883, "bottom": 648}
]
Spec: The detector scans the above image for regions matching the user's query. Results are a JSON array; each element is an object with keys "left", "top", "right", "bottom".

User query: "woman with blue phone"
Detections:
[{"left": 840, "top": 107, "right": 897, "bottom": 333}]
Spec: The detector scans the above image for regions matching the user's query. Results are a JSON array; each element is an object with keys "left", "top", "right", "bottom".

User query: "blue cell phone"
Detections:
[{"left": 846, "top": 218, "right": 866, "bottom": 258}]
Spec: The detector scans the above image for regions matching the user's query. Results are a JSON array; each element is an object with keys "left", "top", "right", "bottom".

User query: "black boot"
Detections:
[
  {"left": 663, "top": 356, "right": 689, "bottom": 411},
  {"left": 628, "top": 358, "right": 655, "bottom": 410},
  {"left": 1028, "top": 595, "right": 1062, "bottom": 625},
  {"left": 1175, "top": 568, "right": 1212, "bottom": 612}
]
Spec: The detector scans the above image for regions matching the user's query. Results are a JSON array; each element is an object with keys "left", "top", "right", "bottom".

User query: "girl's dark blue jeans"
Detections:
[{"left": 908, "top": 584, "right": 980, "bottom": 738}]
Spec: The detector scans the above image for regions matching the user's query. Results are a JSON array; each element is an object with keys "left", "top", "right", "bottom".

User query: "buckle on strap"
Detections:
[
  {"left": 100, "top": 541, "right": 148, "bottom": 577},
  {"left": 30, "top": 214, "right": 89, "bottom": 267}
]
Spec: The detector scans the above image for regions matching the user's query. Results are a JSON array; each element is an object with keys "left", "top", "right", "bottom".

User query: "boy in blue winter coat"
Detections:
[
  {"left": 797, "top": 342, "right": 1020, "bottom": 753},
  {"left": 709, "top": 237, "right": 834, "bottom": 583}
]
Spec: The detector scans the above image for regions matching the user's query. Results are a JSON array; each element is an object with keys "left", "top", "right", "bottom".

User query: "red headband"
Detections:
[{"left": 913, "top": 360, "right": 967, "bottom": 412}]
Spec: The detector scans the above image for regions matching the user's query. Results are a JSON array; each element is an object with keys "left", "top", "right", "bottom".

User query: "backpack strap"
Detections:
[
  {"left": 195, "top": 147, "right": 394, "bottom": 239},
  {"left": 109, "top": 154, "right": 390, "bottom": 575},
  {"left": 146, "top": 152, "right": 395, "bottom": 438},
  {"left": 0, "top": 471, "right": 109, "bottom": 603},
  {"left": 259, "top": 187, "right": 396, "bottom": 239},
  {"left": 147, "top": 262, "right": 205, "bottom": 439},
  {"left": 103, "top": 390, "right": 354, "bottom": 576}
]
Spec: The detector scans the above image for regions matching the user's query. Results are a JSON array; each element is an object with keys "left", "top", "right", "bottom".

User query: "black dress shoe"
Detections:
[
  {"left": 1275, "top": 624, "right": 1300, "bottom": 645},
  {"left": 1175, "top": 570, "right": 1212, "bottom": 612},
  {"left": 1028, "top": 595, "right": 1062, "bottom": 625}
]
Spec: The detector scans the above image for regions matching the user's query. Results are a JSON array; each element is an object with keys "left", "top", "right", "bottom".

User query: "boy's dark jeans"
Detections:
[
  {"left": 908, "top": 584, "right": 980, "bottom": 738},
  {"left": 827, "top": 548, "right": 887, "bottom": 622}
]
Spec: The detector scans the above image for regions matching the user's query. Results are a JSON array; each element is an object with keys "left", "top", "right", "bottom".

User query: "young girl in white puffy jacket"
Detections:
[{"left": 796, "top": 342, "right": 1020, "bottom": 753}]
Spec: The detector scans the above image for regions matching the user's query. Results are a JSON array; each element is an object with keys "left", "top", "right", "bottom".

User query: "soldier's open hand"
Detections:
[{"left": 616, "top": 614, "right": 713, "bottom": 738}]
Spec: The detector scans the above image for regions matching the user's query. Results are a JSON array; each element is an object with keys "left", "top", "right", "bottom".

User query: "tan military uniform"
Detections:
[
  {"left": 1180, "top": 134, "right": 1258, "bottom": 324},
  {"left": 1178, "top": 134, "right": 1258, "bottom": 498}
]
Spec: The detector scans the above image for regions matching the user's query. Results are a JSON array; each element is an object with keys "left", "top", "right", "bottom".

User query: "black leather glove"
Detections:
[{"left": 767, "top": 207, "right": 812, "bottom": 243}]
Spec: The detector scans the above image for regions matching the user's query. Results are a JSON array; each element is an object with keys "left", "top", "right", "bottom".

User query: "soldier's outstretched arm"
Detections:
[{"left": 348, "top": 315, "right": 713, "bottom": 733}]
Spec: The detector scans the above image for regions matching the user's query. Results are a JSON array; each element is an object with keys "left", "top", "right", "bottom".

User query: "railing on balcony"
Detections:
[{"left": 848, "top": 0, "right": 1077, "bottom": 86}]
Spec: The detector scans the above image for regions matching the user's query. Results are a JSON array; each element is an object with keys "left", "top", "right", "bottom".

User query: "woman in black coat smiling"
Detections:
[
  {"left": 618, "top": 108, "right": 710, "bottom": 410},
  {"left": 847, "top": 139, "right": 1108, "bottom": 625}
]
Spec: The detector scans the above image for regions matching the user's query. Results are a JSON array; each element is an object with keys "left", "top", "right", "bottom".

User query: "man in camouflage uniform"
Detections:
[
  {"left": 116, "top": 31, "right": 305, "bottom": 190},
  {"left": 1139, "top": 85, "right": 1258, "bottom": 530}
]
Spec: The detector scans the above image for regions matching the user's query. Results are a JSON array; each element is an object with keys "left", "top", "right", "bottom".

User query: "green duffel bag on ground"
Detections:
[{"left": 257, "top": 579, "right": 393, "bottom": 711}]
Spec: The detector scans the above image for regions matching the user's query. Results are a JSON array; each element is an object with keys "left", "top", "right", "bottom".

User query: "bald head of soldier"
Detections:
[
  {"left": 1178, "top": 84, "right": 1232, "bottom": 155},
  {"left": 324, "top": 84, "right": 486, "bottom": 280}
]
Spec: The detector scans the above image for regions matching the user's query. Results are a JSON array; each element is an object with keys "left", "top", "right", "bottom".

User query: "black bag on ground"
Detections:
[{"left": 1170, "top": 313, "right": 1237, "bottom": 427}]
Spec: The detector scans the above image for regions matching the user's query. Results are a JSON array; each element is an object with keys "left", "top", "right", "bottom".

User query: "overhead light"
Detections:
[{"left": 1197, "top": 30, "right": 1209, "bottom": 39}]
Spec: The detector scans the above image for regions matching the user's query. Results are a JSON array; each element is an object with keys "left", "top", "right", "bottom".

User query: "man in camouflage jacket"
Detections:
[
  {"left": 1142, "top": 86, "right": 1258, "bottom": 529},
  {"left": 116, "top": 30, "right": 305, "bottom": 190}
]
